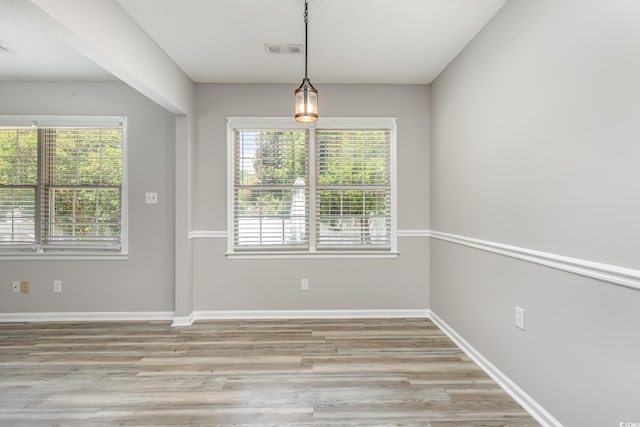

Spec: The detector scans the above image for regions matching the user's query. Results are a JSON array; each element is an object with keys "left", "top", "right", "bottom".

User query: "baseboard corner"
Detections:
[{"left": 171, "top": 311, "right": 196, "bottom": 327}]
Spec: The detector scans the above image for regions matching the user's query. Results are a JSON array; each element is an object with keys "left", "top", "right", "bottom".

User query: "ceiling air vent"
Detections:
[{"left": 264, "top": 44, "right": 303, "bottom": 55}]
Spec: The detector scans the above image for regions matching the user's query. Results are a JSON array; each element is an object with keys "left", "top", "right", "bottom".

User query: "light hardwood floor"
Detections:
[{"left": 0, "top": 318, "right": 539, "bottom": 426}]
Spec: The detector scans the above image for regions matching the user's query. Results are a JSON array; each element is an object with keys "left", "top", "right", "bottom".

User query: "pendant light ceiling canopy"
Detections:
[{"left": 295, "top": 0, "right": 318, "bottom": 123}]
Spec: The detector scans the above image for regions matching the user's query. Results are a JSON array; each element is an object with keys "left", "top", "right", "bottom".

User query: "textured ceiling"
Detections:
[
  {"left": 0, "top": 0, "right": 507, "bottom": 84},
  {"left": 0, "top": 0, "right": 114, "bottom": 81},
  {"left": 115, "top": 0, "right": 508, "bottom": 84}
]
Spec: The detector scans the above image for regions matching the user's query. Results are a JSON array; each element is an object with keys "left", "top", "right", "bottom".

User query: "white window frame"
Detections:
[
  {"left": 226, "top": 117, "right": 397, "bottom": 258},
  {"left": 0, "top": 115, "right": 128, "bottom": 260}
]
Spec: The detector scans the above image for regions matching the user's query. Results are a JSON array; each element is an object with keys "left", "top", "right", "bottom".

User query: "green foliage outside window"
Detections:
[
  {"left": 47, "top": 129, "right": 122, "bottom": 238},
  {"left": 237, "top": 130, "right": 307, "bottom": 217},
  {"left": 236, "top": 128, "right": 388, "bottom": 241},
  {"left": 0, "top": 127, "right": 123, "bottom": 244},
  {"left": 0, "top": 129, "right": 38, "bottom": 185},
  {"left": 317, "top": 129, "right": 389, "bottom": 238}
]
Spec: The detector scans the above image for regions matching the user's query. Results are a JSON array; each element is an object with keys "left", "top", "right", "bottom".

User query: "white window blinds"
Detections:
[
  {"left": 43, "top": 128, "right": 123, "bottom": 249},
  {"left": 0, "top": 129, "right": 38, "bottom": 245},
  {"left": 233, "top": 129, "right": 309, "bottom": 250},
  {"left": 0, "top": 116, "right": 125, "bottom": 254},
  {"left": 229, "top": 118, "right": 397, "bottom": 255},
  {"left": 316, "top": 129, "right": 391, "bottom": 249}
]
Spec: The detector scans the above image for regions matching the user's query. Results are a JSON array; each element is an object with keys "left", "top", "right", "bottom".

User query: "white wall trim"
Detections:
[
  {"left": 225, "top": 251, "right": 399, "bottom": 259},
  {"left": 430, "top": 230, "right": 640, "bottom": 292},
  {"left": 190, "top": 229, "right": 430, "bottom": 239},
  {"left": 0, "top": 254, "right": 129, "bottom": 261},
  {"left": 0, "top": 309, "right": 426, "bottom": 324},
  {"left": 429, "top": 311, "right": 562, "bottom": 427},
  {"left": 171, "top": 311, "right": 197, "bottom": 327},
  {"left": 188, "top": 230, "right": 226, "bottom": 239},
  {"left": 192, "top": 309, "right": 430, "bottom": 321},
  {"left": 397, "top": 229, "right": 431, "bottom": 237},
  {"left": 0, "top": 311, "right": 174, "bottom": 323}
]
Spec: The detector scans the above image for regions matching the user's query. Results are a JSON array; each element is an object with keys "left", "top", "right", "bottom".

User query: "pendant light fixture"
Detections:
[{"left": 295, "top": 0, "right": 318, "bottom": 123}]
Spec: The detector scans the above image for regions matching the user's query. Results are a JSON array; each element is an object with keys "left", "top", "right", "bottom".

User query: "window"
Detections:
[
  {"left": 233, "top": 128, "right": 309, "bottom": 249},
  {"left": 228, "top": 117, "right": 397, "bottom": 256},
  {"left": 0, "top": 116, "right": 127, "bottom": 256}
]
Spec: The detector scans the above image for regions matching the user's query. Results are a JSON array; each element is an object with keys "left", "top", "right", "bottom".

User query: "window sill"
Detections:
[
  {"left": 0, "top": 252, "right": 128, "bottom": 261},
  {"left": 226, "top": 250, "right": 399, "bottom": 259}
]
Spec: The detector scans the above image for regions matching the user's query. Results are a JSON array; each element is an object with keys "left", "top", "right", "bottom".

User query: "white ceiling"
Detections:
[
  {"left": 0, "top": 0, "right": 508, "bottom": 84},
  {"left": 0, "top": 0, "right": 114, "bottom": 81}
]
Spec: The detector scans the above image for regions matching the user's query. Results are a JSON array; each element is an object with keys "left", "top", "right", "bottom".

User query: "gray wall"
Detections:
[
  {"left": 430, "top": 1, "right": 640, "bottom": 425},
  {"left": 0, "top": 81, "right": 176, "bottom": 313},
  {"left": 193, "top": 84, "right": 430, "bottom": 311}
]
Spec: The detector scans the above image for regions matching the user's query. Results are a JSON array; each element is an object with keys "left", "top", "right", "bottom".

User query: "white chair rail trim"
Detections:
[
  {"left": 430, "top": 230, "right": 640, "bottom": 292},
  {"left": 188, "top": 230, "right": 226, "bottom": 239}
]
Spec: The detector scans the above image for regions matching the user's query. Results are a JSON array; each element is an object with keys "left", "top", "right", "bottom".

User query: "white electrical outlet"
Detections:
[
  {"left": 12, "top": 281, "right": 20, "bottom": 293},
  {"left": 145, "top": 192, "right": 158, "bottom": 204},
  {"left": 53, "top": 280, "right": 62, "bottom": 293},
  {"left": 515, "top": 306, "right": 525, "bottom": 330},
  {"left": 301, "top": 278, "right": 309, "bottom": 291}
]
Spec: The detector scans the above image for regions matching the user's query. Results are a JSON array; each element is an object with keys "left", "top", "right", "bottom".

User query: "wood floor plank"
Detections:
[{"left": 0, "top": 318, "right": 539, "bottom": 426}]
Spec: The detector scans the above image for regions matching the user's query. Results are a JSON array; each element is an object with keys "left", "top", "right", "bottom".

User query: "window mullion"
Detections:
[{"left": 35, "top": 128, "right": 45, "bottom": 248}]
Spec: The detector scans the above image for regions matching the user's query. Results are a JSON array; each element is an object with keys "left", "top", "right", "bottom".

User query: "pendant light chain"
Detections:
[{"left": 294, "top": 0, "right": 318, "bottom": 122}]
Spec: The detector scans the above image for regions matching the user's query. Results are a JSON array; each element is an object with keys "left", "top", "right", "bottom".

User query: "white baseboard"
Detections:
[
  {"left": 0, "top": 309, "right": 429, "bottom": 325},
  {"left": 429, "top": 311, "right": 562, "bottom": 427},
  {"left": 192, "top": 309, "right": 431, "bottom": 321},
  {"left": 0, "top": 311, "right": 174, "bottom": 323}
]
